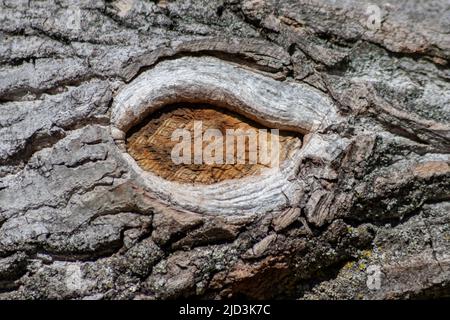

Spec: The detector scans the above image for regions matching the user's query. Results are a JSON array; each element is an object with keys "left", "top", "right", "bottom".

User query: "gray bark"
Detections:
[{"left": 0, "top": 0, "right": 449, "bottom": 299}]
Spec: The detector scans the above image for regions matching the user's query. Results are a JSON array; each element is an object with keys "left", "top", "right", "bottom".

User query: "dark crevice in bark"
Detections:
[{"left": 124, "top": 49, "right": 290, "bottom": 84}]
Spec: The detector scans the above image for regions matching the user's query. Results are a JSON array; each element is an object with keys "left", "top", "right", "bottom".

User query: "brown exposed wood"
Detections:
[
  {"left": 126, "top": 103, "right": 301, "bottom": 184},
  {"left": 2, "top": 0, "right": 450, "bottom": 301}
]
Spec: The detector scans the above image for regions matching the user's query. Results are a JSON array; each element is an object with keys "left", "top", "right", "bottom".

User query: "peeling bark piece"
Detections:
[
  {"left": 305, "top": 190, "right": 333, "bottom": 227},
  {"left": 151, "top": 208, "right": 204, "bottom": 246},
  {"left": 172, "top": 218, "right": 242, "bottom": 250},
  {"left": 413, "top": 161, "right": 450, "bottom": 179},
  {"left": 122, "top": 37, "right": 292, "bottom": 81},
  {"left": 246, "top": 234, "right": 277, "bottom": 258},
  {"left": 272, "top": 207, "right": 301, "bottom": 231}
]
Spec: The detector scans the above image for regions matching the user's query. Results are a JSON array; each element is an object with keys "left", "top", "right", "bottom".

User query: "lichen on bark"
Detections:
[{"left": 0, "top": 0, "right": 449, "bottom": 299}]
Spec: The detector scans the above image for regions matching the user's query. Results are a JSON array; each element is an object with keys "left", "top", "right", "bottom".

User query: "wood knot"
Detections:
[{"left": 126, "top": 103, "right": 302, "bottom": 184}]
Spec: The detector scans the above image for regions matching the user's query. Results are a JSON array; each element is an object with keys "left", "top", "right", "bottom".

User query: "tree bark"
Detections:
[{"left": 0, "top": 0, "right": 449, "bottom": 299}]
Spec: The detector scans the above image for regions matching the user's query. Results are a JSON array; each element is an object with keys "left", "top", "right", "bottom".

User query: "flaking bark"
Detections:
[{"left": 0, "top": 0, "right": 449, "bottom": 299}]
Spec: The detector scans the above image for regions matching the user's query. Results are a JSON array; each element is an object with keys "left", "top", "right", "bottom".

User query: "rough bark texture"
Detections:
[{"left": 0, "top": 0, "right": 449, "bottom": 299}]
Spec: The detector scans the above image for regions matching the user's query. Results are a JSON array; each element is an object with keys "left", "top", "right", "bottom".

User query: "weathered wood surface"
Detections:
[
  {"left": 0, "top": 0, "right": 449, "bottom": 299},
  {"left": 126, "top": 104, "right": 301, "bottom": 184}
]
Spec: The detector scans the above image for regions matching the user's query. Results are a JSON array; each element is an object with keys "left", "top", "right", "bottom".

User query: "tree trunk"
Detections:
[{"left": 0, "top": 0, "right": 449, "bottom": 299}]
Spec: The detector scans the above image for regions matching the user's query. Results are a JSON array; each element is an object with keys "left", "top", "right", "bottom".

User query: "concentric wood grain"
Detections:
[{"left": 126, "top": 104, "right": 301, "bottom": 184}]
